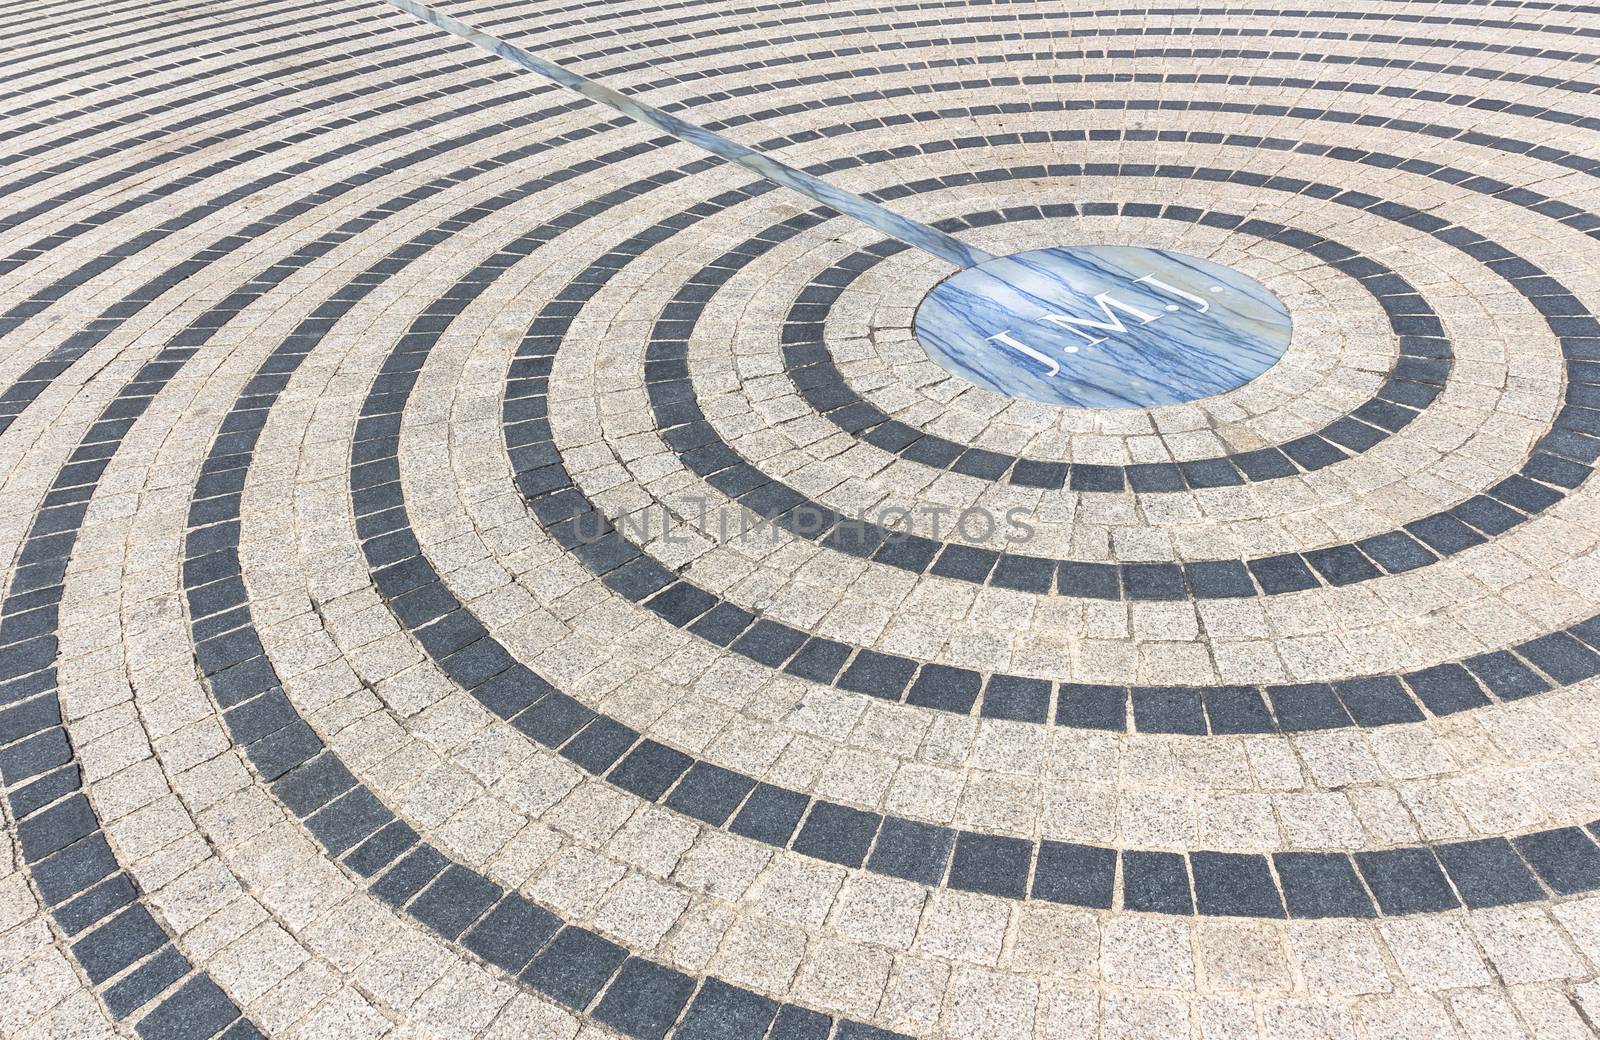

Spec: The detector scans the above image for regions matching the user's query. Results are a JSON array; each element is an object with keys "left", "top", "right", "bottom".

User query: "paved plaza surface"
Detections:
[{"left": 6, "top": 0, "right": 1600, "bottom": 1037}]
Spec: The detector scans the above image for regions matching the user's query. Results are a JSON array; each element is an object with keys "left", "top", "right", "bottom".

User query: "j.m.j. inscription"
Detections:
[{"left": 913, "top": 246, "right": 1293, "bottom": 409}]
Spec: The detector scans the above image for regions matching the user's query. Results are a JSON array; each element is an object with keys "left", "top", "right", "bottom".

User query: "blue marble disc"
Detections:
[{"left": 913, "top": 246, "right": 1293, "bottom": 408}]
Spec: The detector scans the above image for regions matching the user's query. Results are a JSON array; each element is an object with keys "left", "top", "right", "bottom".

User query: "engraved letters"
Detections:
[{"left": 989, "top": 275, "right": 1218, "bottom": 376}]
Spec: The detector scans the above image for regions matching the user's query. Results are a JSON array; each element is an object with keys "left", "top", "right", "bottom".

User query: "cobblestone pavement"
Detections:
[{"left": 6, "top": 0, "right": 1600, "bottom": 1037}]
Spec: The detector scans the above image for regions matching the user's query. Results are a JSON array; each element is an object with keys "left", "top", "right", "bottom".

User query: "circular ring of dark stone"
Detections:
[
  {"left": 630, "top": 167, "right": 1593, "bottom": 598},
  {"left": 505, "top": 148, "right": 1600, "bottom": 736},
  {"left": 171, "top": 168, "right": 1600, "bottom": 935},
  {"left": 17, "top": 139, "right": 1587, "bottom": 984},
  {"left": 784, "top": 229, "right": 1447, "bottom": 492},
  {"left": 157, "top": 106, "right": 1600, "bottom": 928},
  {"left": 126, "top": 167, "right": 904, "bottom": 1040},
  {"left": 620, "top": 148, "right": 1597, "bottom": 605},
  {"left": 329, "top": 126, "right": 1600, "bottom": 923}
]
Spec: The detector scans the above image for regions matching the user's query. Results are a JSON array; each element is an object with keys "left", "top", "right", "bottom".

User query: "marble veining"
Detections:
[{"left": 913, "top": 245, "right": 1294, "bottom": 408}]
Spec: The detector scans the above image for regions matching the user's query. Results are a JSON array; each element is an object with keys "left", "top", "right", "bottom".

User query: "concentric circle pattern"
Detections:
[{"left": 6, "top": 1, "right": 1600, "bottom": 1038}]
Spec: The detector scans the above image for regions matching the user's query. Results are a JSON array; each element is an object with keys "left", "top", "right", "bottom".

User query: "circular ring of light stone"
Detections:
[{"left": 914, "top": 245, "right": 1294, "bottom": 408}]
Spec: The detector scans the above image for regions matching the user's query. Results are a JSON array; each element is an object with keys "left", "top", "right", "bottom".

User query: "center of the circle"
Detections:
[{"left": 912, "top": 245, "right": 1293, "bottom": 408}]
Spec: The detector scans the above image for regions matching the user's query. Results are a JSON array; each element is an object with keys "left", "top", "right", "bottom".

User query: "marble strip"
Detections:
[
  {"left": 7, "top": 15, "right": 1600, "bottom": 250},
  {"left": 382, "top": 0, "right": 994, "bottom": 269},
  {"left": 5, "top": 42, "right": 1599, "bottom": 442}
]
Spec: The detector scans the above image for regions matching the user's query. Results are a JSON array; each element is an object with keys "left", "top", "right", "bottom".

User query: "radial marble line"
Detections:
[{"left": 380, "top": 0, "right": 1295, "bottom": 409}]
